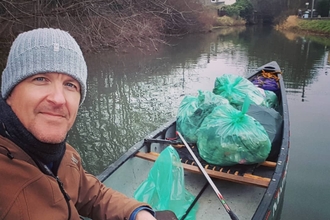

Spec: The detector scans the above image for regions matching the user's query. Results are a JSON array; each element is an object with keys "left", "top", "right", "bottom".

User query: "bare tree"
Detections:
[{"left": 0, "top": 0, "right": 209, "bottom": 52}]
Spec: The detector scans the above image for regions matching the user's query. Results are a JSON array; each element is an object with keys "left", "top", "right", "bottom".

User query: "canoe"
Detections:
[{"left": 97, "top": 61, "right": 290, "bottom": 220}]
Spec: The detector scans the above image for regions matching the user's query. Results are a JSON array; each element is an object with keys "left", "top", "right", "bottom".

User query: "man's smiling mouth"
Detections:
[{"left": 41, "top": 112, "right": 65, "bottom": 118}]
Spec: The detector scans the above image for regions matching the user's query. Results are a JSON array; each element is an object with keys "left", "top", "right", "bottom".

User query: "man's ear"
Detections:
[{"left": 6, "top": 94, "right": 12, "bottom": 106}]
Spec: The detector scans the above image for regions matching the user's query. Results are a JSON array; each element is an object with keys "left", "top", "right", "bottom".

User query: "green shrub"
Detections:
[{"left": 224, "top": 0, "right": 253, "bottom": 20}]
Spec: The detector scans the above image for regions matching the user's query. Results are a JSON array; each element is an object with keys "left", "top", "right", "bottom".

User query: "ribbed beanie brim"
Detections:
[{"left": 1, "top": 28, "right": 87, "bottom": 104}]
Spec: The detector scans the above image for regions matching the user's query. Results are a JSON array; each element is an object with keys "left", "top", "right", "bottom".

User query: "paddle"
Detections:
[{"left": 176, "top": 131, "right": 239, "bottom": 220}]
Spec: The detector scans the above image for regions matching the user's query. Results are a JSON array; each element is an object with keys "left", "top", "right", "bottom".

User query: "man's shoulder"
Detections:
[
  {"left": 0, "top": 144, "right": 45, "bottom": 218},
  {"left": 65, "top": 143, "right": 80, "bottom": 154},
  {"left": 0, "top": 136, "right": 43, "bottom": 181},
  {"left": 62, "top": 143, "right": 82, "bottom": 170},
  {"left": 0, "top": 135, "right": 35, "bottom": 164}
]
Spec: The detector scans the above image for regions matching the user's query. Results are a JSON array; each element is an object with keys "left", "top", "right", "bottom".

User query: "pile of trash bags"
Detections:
[{"left": 176, "top": 74, "right": 283, "bottom": 166}]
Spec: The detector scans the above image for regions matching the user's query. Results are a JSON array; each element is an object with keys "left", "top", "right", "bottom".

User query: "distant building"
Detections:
[
  {"left": 217, "top": 0, "right": 236, "bottom": 5},
  {"left": 199, "top": 0, "right": 236, "bottom": 6}
]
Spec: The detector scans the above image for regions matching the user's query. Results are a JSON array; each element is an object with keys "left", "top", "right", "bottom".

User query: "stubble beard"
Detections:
[{"left": 28, "top": 122, "right": 70, "bottom": 144}]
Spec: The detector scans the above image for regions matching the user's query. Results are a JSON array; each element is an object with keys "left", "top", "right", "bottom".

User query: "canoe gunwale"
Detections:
[
  {"left": 252, "top": 72, "right": 290, "bottom": 220},
  {"left": 97, "top": 118, "right": 176, "bottom": 182}
]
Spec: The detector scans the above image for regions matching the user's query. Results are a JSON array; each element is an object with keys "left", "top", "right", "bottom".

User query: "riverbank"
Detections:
[
  {"left": 212, "top": 15, "right": 246, "bottom": 28},
  {"left": 276, "top": 15, "right": 330, "bottom": 37}
]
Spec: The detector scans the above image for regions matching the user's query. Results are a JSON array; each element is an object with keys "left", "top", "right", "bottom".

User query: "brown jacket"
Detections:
[{"left": 0, "top": 135, "right": 150, "bottom": 220}]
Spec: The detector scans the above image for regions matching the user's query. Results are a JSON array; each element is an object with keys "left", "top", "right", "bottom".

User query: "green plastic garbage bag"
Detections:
[
  {"left": 264, "top": 90, "right": 279, "bottom": 108},
  {"left": 176, "top": 90, "right": 229, "bottom": 142},
  {"left": 213, "top": 74, "right": 266, "bottom": 108},
  {"left": 134, "top": 146, "right": 197, "bottom": 220},
  {"left": 197, "top": 98, "right": 271, "bottom": 166},
  {"left": 176, "top": 95, "right": 199, "bottom": 143}
]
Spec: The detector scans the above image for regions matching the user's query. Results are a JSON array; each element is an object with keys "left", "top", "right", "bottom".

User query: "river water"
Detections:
[{"left": 65, "top": 25, "right": 330, "bottom": 219}]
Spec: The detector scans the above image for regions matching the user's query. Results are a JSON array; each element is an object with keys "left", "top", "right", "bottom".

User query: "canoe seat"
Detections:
[{"left": 135, "top": 144, "right": 275, "bottom": 188}]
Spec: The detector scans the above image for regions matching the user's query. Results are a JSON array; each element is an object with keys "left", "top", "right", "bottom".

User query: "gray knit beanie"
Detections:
[{"left": 1, "top": 28, "right": 87, "bottom": 104}]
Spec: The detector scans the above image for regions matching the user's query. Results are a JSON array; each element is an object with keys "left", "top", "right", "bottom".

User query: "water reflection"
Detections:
[
  {"left": 0, "top": 24, "right": 329, "bottom": 219},
  {"left": 68, "top": 53, "right": 187, "bottom": 173},
  {"left": 63, "top": 25, "right": 330, "bottom": 174}
]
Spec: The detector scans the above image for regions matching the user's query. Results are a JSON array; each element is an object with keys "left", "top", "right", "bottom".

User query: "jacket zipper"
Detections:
[
  {"left": 36, "top": 160, "right": 72, "bottom": 220},
  {"left": 0, "top": 145, "right": 14, "bottom": 159}
]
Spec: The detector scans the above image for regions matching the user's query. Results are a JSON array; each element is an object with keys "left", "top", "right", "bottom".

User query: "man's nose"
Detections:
[{"left": 47, "top": 83, "right": 66, "bottom": 105}]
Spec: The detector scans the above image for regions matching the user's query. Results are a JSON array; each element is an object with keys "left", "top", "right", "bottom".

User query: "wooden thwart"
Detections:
[{"left": 135, "top": 151, "right": 271, "bottom": 188}]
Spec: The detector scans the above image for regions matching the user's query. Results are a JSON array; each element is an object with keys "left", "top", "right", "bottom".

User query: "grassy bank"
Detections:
[
  {"left": 276, "top": 15, "right": 330, "bottom": 36},
  {"left": 297, "top": 19, "right": 330, "bottom": 35}
]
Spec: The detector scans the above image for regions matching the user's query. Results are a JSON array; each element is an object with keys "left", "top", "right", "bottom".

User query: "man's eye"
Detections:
[
  {"left": 34, "top": 77, "right": 46, "bottom": 81},
  {"left": 66, "top": 82, "right": 78, "bottom": 89}
]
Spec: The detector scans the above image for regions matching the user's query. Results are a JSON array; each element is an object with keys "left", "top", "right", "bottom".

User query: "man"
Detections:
[{"left": 0, "top": 28, "right": 157, "bottom": 220}]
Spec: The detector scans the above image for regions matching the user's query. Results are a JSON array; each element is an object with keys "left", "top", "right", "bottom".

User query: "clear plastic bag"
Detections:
[{"left": 134, "top": 146, "right": 197, "bottom": 220}]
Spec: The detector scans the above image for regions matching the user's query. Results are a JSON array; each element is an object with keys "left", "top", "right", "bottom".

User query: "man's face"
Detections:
[{"left": 6, "top": 72, "right": 81, "bottom": 144}]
